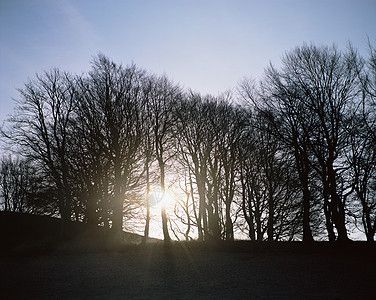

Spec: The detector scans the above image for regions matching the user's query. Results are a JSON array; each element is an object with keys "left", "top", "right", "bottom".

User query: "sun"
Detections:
[
  {"left": 149, "top": 187, "right": 175, "bottom": 211},
  {"left": 147, "top": 186, "right": 178, "bottom": 239}
]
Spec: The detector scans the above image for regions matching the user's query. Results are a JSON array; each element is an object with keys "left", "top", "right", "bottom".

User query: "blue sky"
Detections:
[{"left": 1, "top": 0, "right": 375, "bottom": 123}]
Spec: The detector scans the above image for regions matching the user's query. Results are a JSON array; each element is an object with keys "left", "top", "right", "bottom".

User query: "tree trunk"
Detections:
[
  {"left": 366, "top": 230, "right": 375, "bottom": 242},
  {"left": 112, "top": 158, "right": 123, "bottom": 236},
  {"left": 323, "top": 197, "right": 336, "bottom": 241},
  {"left": 161, "top": 207, "right": 170, "bottom": 242},
  {"left": 142, "top": 157, "right": 151, "bottom": 244},
  {"left": 358, "top": 190, "right": 375, "bottom": 242},
  {"left": 267, "top": 191, "right": 274, "bottom": 241},
  {"left": 302, "top": 185, "right": 314, "bottom": 242},
  {"left": 86, "top": 187, "right": 97, "bottom": 226},
  {"left": 255, "top": 203, "right": 263, "bottom": 241},
  {"left": 241, "top": 173, "right": 256, "bottom": 240},
  {"left": 301, "top": 166, "right": 313, "bottom": 242},
  {"left": 294, "top": 146, "right": 313, "bottom": 242},
  {"left": 320, "top": 166, "right": 336, "bottom": 241},
  {"left": 185, "top": 191, "right": 191, "bottom": 241},
  {"left": 197, "top": 171, "right": 208, "bottom": 240},
  {"left": 159, "top": 160, "right": 171, "bottom": 243},
  {"left": 225, "top": 202, "right": 234, "bottom": 241},
  {"left": 189, "top": 172, "right": 203, "bottom": 241},
  {"left": 327, "top": 164, "right": 348, "bottom": 241}
]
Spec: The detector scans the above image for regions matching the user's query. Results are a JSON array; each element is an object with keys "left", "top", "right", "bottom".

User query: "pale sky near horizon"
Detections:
[{"left": 1, "top": 0, "right": 375, "bottom": 124}]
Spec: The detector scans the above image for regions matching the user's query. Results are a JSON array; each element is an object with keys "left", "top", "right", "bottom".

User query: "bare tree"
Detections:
[
  {"left": 239, "top": 77, "right": 315, "bottom": 241},
  {"left": 215, "top": 102, "right": 246, "bottom": 240},
  {"left": 86, "top": 55, "right": 145, "bottom": 235},
  {"left": 174, "top": 93, "right": 212, "bottom": 240},
  {"left": 251, "top": 45, "right": 361, "bottom": 241},
  {"left": 346, "top": 44, "right": 376, "bottom": 241},
  {"left": 3, "top": 70, "right": 76, "bottom": 221},
  {"left": 2, "top": 45, "right": 374, "bottom": 242},
  {"left": 147, "top": 75, "right": 181, "bottom": 242},
  {"left": 0, "top": 156, "right": 56, "bottom": 215},
  {"left": 71, "top": 74, "right": 111, "bottom": 226}
]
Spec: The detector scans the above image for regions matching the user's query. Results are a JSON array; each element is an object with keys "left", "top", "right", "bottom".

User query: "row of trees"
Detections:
[{"left": 1, "top": 43, "right": 375, "bottom": 241}]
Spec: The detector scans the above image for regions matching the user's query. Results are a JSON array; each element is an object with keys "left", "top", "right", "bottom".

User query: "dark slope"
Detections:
[
  {"left": 1, "top": 240, "right": 375, "bottom": 299},
  {"left": 0, "top": 211, "right": 160, "bottom": 254},
  {"left": 1, "top": 212, "right": 375, "bottom": 298}
]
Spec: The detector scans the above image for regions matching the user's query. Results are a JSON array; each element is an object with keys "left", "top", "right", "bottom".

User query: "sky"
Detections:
[{"left": 1, "top": 0, "right": 375, "bottom": 124}]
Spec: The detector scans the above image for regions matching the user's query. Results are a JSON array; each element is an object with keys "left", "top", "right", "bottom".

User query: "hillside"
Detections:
[
  {"left": 0, "top": 211, "right": 160, "bottom": 253},
  {"left": 1, "top": 212, "right": 376, "bottom": 298},
  {"left": 0, "top": 239, "right": 375, "bottom": 299}
]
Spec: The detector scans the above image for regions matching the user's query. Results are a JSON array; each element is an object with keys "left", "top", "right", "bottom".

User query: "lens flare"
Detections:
[{"left": 149, "top": 187, "right": 174, "bottom": 210}]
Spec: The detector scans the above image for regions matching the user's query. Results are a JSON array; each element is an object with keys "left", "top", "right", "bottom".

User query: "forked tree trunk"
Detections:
[{"left": 327, "top": 163, "right": 348, "bottom": 241}]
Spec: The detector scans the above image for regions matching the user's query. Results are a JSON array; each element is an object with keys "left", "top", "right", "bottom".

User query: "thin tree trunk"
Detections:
[
  {"left": 143, "top": 157, "right": 151, "bottom": 244},
  {"left": 241, "top": 171, "right": 255, "bottom": 240},
  {"left": 294, "top": 144, "right": 313, "bottom": 242},
  {"left": 159, "top": 160, "right": 171, "bottom": 243},
  {"left": 112, "top": 154, "right": 123, "bottom": 236},
  {"left": 267, "top": 189, "right": 274, "bottom": 241},
  {"left": 300, "top": 160, "right": 313, "bottom": 242},
  {"left": 225, "top": 202, "right": 234, "bottom": 241}
]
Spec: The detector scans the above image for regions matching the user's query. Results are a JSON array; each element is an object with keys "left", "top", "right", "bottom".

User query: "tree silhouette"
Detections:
[{"left": 1, "top": 43, "right": 375, "bottom": 242}]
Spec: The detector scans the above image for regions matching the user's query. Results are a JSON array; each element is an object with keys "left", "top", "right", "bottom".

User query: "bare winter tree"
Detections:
[
  {"left": 1, "top": 43, "right": 374, "bottom": 242},
  {"left": 239, "top": 78, "right": 316, "bottom": 241},
  {"left": 346, "top": 44, "right": 376, "bottom": 241},
  {"left": 237, "top": 110, "right": 302, "bottom": 241},
  {"left": 3, "top": 70, "right": 77, "bottom": 222},
  {"left": 140, "top": 77, "right": 155, "bottom": 242},
  {"left": 71, "top": 73, "right": 112, "bottom": 226},
  {"left": 147, "top": 75, "right": 181, "bottom": 242},
  {"left": 0, "top": 156, "right": 53, "bottom": 214},
  {"left": 214, "top": 101, "right": 246, "bottom": 241},
  {"left": 255, "top": 45, "right": 362, "bottom": 241},
  {"left": 86, "top": 55, "right": 145, "bottom": 235}
]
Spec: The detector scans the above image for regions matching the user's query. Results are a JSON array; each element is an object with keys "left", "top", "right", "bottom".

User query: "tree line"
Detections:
[{"left": 1, "top": 43, "right": 375, "bottom": 242}]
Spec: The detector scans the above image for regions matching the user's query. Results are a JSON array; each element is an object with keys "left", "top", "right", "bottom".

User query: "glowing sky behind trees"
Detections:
[{"left": 0, "top": 0, "right": 375, "bottom": 123}]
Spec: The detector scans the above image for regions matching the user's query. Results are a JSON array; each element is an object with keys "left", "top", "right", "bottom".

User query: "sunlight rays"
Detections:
[{"left": 149, "top": 187, "right": 175, "bottom": 212}]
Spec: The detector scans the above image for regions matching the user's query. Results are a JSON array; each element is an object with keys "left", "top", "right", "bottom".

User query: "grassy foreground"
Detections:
[
  {"left": 0, "top": 212, "right": 375, "bottom": 299},
  {"left": 1, "top": 242, "right": 375, "bottom": 299}
]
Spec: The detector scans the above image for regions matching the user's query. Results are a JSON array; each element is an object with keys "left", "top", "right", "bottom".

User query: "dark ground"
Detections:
[
  {"left": 1, "top": 212, "right": 375, "bottom": 299},
  {"left": 1, "top": 242, "right": 375, "bottom": 299}
]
